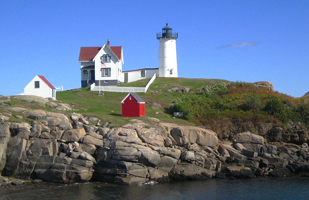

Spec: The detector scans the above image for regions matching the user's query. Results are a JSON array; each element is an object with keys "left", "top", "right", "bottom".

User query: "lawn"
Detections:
[{"left": 56, "top": 77, "right": 226, "bottom": 127}]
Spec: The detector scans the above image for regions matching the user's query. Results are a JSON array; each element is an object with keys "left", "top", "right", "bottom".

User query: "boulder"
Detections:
[
  {"left": 161, "top": 123, "right": 219, "bottom": 148},
  {"left": 151, "top": 102, "right": 162, "bottom": 110},
  {"left": 96, "top": 127, "right": 110, "bottom": 137},
  {"left": 242, "top": 149, "right": 258, "bottom": 158},
  {"left": 226, "top": 166, "right": 254, "bottom": 178},
  {"left": 79, "top": 134, "right": 103, "bottom": 147},
  {"left": 56, "top": 103, "right": 72, "bottom": 111},
  {"left": 114, "top": 176, "right": 148, "bottom": 186},
  {"left": 4, "top": 138, "right": 27, "bottom": 176},
  {"left": 254, "top": 81, "right": 274, "bottom": 91},
  {"left": 61, "top": 129, "right": 87, "bottom": 142},
  {"left": 148, "top": 167, "right": 169, "bottom": 181},
  {"left": 108, "top": 127, "right": 143, "bottom": 145},
  {"left": 151, "top": 146, "right": 181, "bottom": 159},
  {"left": 46, "top": 112, "right": 72, "bottom": 130},
  {"left": 157, "top": 156, "right": 178, "bottom": 172},
  {"left": 269, "top": 167, "right": 291, "bottom": 177},
  {"left": 79, "top": 143, "right": 96, "bottom": 155},
  {"left": 217, "top": 145, "right": 230, "bottom": 157},
  {"left": 167, "top": 87, "right": 190, "bottom": 93},
  {"left": 0, "top": 115, "right": 10, "bottom": 122},
  {"left": 46, "top": 101, "right": 58, "bottom": 109},
  {"left": 0, "top": 123, "right": 11, "bottom": 172},
  {"left": 181, "top": 151, "right": 195, "bottom": 162},
  {"left": 172, "top": 163, "right": 215, "bottom": 180},
  {"left": 135, "top": 125, "right": 165, "bottom": 147},
  {"left": 139, "top": 149, "right": 161, "bottom": 166},
  {"left": 110, "top": 147, "right": 141, "bottom": 162},
  {"left": 30, "top": 121, "right": 42, "bottom": 137},
  {"left": 234, "top": 132, "right": 265, "bottom": 145},
  {"left": 14, "top": 95, "right": 49, "bottom": 106},
  {"left": 78, "top": 151, "right": 96, "bottom": 163},
  {"left": 233, "top": 143, "right": 246, "bottom": 151},
  {"left": 27, "top": 110, "right": 46, "bottom": 120}
]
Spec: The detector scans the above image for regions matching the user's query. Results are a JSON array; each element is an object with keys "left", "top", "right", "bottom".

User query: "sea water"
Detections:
[{"left": 1, "top": 177, "right": 309, "bottom": 200}]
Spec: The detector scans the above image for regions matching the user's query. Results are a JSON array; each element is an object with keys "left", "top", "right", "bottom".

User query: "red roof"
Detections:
[
  {"left": 78, "top": 46, "right": 122, "bottom": 61},
  {"left": 38, "top": 75, "right": 55, "bottom": 89}
]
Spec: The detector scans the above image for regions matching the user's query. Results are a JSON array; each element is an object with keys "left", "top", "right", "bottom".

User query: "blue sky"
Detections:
[{"left": 0, "top": 0, "right": 308, "bottom": 97}]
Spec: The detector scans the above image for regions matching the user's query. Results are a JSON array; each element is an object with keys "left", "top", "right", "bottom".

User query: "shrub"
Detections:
[
  {"left": 202, "top": 82, "right": 231, "bottom": 97},
  {"left": 264, "top": 96, "right": 289, "bottom": 123},
  {"left": 240, "top": 95, "right": 262, "bottom": 112},
  {"left": 296, "top": 103, "right": 309, "bottom": 127}
]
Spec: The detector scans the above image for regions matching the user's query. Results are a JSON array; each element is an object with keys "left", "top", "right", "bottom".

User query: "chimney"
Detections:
[{"left": 107, "top": 39, "right": 110, "bottom": 47}]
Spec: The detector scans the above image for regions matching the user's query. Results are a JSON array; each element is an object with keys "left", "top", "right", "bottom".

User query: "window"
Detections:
[
  {"left": 170, "top": 69, "right": 173, "bottom": 75},
  {"left": 83, "top": 70, "right": 88, "bottom": 74},
  {"left": 101, "top": 68, "right": 111, "bottom": 77},
  {"left": 100, "top": 54, "right": 111, "bottom": 63},
  {"left": 141, "top": 70, "right": 145, "bottom": 78},
  {"left": 35, "top": 81, "right": 40, "bottom": 88}
]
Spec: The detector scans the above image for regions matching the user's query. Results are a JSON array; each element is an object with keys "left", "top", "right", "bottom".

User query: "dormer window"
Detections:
[{"left": 100, "top": 54, "right": 111, "bottom": 63}]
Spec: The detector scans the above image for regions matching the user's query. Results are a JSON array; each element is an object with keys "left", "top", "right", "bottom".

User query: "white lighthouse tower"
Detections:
[{"left": 157, "top": 23, "right": 178, "bottom": 77}]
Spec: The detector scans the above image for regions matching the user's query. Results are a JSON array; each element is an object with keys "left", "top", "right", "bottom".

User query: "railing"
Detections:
[
  {"left": 90, "top": 74, "right": 156, "bottom": 93},
  {"left": 145, "top": 73, "right": 156, "bottom": 92},
  {"left": 156, "top": 32, "right": 178, "bottom": 39}
]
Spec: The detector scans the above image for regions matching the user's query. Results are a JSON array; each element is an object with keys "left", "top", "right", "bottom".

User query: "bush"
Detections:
[
  {"left": 240, "top": 95, "right": 262, "bottom": 112},
  {"left": 168, "top": 81, "right": 309, "bottom": 127},
  {"left": 296, "top": 103, "right": 309, "bottom": 127},
  {"left": 264, "top": 96, "right": 288, "bottom": 123},
  {"left": 202, "top": 82, "right": 231, "bottom": 97}
]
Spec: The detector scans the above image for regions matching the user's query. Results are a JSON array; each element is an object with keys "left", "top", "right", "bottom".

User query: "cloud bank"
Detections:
[{"left": 216, "top": 41, "right": 261, "bottom": 50}]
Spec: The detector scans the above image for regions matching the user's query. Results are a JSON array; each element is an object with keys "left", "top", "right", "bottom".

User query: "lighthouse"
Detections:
[{"left": 157, "top": 23, "right": 178, "bottom": 77}]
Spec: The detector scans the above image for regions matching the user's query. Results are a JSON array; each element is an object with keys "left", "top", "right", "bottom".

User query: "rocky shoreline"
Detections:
[{"left": 1, "top": 107, "right": 309, "bottom": 186}]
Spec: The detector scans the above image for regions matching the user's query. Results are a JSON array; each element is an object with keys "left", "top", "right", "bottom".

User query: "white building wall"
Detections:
[
  {"left": 159, "top": 38, "right": 178, "bottom": 77},
  {"left": 93, "top": 46, "right": 122, "bottom": 83},
  {"left": 124, "top": 69, "right": 158, "bottom": 83},
  {"left": 24, "top": 76, "right": 55, "bottom": 99}
]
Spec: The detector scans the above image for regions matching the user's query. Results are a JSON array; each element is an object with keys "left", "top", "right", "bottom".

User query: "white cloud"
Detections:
[{"left": 217, "top": 41, "right": 261, "bottom": 49}]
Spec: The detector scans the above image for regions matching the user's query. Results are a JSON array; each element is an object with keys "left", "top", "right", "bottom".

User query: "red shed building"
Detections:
[{"left": 121, "top": 93, "right": 145, "bottom": 117}]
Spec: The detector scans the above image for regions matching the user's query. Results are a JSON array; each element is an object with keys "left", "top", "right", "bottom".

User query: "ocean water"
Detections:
[{"left": 1, "top": 177, "right": 309, "bottom": 200}]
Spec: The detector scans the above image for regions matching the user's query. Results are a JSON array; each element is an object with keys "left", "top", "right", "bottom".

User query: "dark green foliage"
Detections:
[
  {"left": 296, "top": 103, "right": 309, "bottom": 127},
  {"left": 168, "top": 82, "right": 309, "bottom": 127},
  {"left": 240, "top": 95, "right": 262, "bottom": 112}
]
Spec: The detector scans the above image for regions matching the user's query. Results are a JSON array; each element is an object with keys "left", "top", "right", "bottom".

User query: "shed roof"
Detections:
[
  {"left": 121, "top": 92, "right": 145, "bottom": 104},
  {"left": 38, "top": 75, "right": 55, "bottom": 89}
]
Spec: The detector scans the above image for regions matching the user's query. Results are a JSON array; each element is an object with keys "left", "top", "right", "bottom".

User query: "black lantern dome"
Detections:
[{"left": 157, "top": 23, "right": 178, "bottom": 39}]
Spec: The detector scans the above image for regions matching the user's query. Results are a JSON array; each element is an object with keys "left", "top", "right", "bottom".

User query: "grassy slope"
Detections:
[{"left": 56, "top": 77, "right": 229, "bottom": 127}]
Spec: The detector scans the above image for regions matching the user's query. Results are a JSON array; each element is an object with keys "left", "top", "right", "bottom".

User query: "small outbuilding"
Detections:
[
  {"left": 23, "top": 75, "right": 56, "bottom": 99},
  {"left": 121, "top": 93, "right": 145, "bottom": 117}
]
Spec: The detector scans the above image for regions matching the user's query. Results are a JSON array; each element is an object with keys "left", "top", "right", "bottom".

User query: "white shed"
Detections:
[{"left": 23, "top": 75, "right": 56, "bottom": 99}]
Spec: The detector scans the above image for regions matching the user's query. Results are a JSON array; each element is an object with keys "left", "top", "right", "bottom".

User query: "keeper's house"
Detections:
[
  {"left": 79, "top": 40, "right": 124, "bottom": 88},
  {"left": 121, "top": 93, "right": 145, "bottom": 117}
]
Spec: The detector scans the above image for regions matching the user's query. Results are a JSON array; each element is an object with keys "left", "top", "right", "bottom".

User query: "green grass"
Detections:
[
  {"left": 6, "top": 77, "right": 306, "bottom": 130},
  {"left": 56, "top": 78, "right": 228, "bottom": 127}
]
